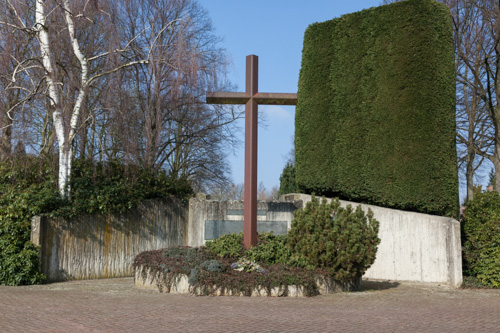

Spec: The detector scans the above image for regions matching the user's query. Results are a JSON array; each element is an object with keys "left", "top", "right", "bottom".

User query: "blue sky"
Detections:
[{"left": 199, "top": 1, "right": 385, "bottom": 191}]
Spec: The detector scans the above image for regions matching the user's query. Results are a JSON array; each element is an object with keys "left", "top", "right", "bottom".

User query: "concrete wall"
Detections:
[
  {"left": 187, "top": 198, "right": 303, "bottom": 247},
  {"left": 31, "top": 193, "right": 462, "bottom": 287},
  {"left": 31, "top": 198, "right": 187, "bottom": 282},
  {"left": 282, "top": 194, "right": 462, "bottom": 288}
]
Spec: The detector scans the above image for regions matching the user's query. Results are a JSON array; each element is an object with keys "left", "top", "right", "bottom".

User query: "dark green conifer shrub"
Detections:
[
  {"left": 462, "top": 192, "right": 500, "bottom": 288},
  {"left": 286, "top": 196, "right": 380, "bottom": 282},
  {"left": 278, "top": 162, "right": 296, "bottom": 196}
]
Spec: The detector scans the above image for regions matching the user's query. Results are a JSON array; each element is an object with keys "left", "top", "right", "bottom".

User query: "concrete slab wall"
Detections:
[
  {"left": 187, "top": 199, "right": 303, "bottom": 247},
  {"left": 31, "top": 198, "right": 187, "bottom": 282},
  {"left": 31, "top": 193, "right": 462, "bottom": 287},
  {"left": 283, "top": 194, "right": 462, "bottom": 287}
]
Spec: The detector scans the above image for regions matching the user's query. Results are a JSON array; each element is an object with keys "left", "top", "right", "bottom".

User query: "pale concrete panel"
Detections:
[{"left": 285, "top": 194, "right": 462, "bottom": 287}]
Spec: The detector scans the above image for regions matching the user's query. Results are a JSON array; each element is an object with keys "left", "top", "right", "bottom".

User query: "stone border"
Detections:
[{"left": 134, "top": 266, "right": 360, "bottom": 297}]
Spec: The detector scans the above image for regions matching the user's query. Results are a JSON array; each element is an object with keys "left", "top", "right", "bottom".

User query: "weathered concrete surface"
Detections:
[
  {"left": 31, "top": 193, "right": 462, "bottom": 288},
  {"left": 1, "top": 278, "right": 499, "bottom": 333},
  {"left": 283, "top": 194, "right": 463, "bottom": 288},
  {"left": 31, "top": 198, "right": 187, "bottom": 282},
  {"left": 187, "top": 198, "right": 302, "bottom": 247}
]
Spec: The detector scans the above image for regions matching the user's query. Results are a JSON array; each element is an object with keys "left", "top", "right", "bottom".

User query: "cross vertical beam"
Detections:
[
  {"left": 244, "top": 55, "right": 258, "bottom": 249},
  {"left": 206, "top": 55, "right": 297, "bottom": 249}
]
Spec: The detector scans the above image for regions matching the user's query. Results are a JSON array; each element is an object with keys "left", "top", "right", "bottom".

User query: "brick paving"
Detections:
[{"left": 1, "top": 278, "right": 499, "bottom": 333}]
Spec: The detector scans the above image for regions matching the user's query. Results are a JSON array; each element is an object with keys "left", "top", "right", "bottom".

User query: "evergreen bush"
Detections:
[
  {"left": 286, "top": 196, "right": 380, "bottom": 282},
  {"left": 246, "top": 233, "right": 291, "bottom": 265},
  {"left": 462, "top": 192, "right": 500, "bottom": 288},
  {"left": 0, "top": 156, "right": 60, "bottom": 285},
  {"left": 203, "top": 233, "right": 245, "bottom": 259},
  {"left": 278, "top": 162, "right": 296, "bottom": 196}
]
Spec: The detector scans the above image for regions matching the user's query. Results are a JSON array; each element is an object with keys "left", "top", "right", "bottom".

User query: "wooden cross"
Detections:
[{"left": 206, "top": 55, "right": 297, "bottom": 249}]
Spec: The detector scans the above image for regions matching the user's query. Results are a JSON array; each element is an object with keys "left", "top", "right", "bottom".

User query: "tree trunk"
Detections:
[
  {"left": 59, "top": 145, "right": 72, "bottom": 198},
  {"left": 494, "top": 146, "right": 500, "bottom": 193},
  {"left": 0, "top": 115, "right": 12, "bottom": 160}
]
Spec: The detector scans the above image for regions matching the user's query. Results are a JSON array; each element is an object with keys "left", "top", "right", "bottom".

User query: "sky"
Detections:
[{"left": 199, "top": 0, "right": 383, "bottom": 192}]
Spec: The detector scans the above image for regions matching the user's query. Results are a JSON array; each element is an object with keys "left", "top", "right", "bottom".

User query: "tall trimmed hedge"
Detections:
[{"left": 295, "top": 0, "right": 458, "bottom": 216}]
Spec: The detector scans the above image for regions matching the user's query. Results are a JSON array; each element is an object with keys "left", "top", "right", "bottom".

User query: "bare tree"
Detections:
[
  {"left": 0, "top": 0, "right": 140, "bottom": 196},
  {"left": 0, "top": 2, "right": 39, "bottom": 160},
  {"left": 208, "top": 182, "right": 244, "bottom": 201},
  {"left": 444, "top": 0, "right": 500, "bottom": 196},
  {"left": 1, "top": 0, "right": 235, "bottom": 197},
  {"left": 113, "top": 0, "right": 239, "bottom": 187},
  {"left": 442, "top": 0, "right": 493, "bottom": 201}
]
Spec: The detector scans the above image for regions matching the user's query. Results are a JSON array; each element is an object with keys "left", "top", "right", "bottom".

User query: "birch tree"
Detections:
[
  {"left": 2, "top": 0, "right": 232, "bottom": 197},
  {"left": 32, "top": 0, "right": 152, "bottom": 197}
]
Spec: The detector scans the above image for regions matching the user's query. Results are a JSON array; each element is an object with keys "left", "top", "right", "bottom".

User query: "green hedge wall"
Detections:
[{"left": 295, "top": 0, "right": 458, "bottom": 216}]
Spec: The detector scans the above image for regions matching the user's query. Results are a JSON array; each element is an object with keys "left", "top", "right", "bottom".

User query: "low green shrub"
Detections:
[
  {"left": 246, "top": 233, "right": 291, "bottom": 265},
  {"left": 204, "top": 233, "right": 245, "bottom": 259},
  {"left": 286, "top": 196, "right": 380, "bottom": 282},
  {"left": 462, "top": 192, "right": 500, "bottom": 288},
  {"left": 204, "top": 232, "right": 292, "bottom": 266},
  {"left": 133, "top": 245, "right": 319, "bottom": 296}
]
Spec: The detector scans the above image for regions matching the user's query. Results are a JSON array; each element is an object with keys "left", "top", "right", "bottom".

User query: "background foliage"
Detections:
[
  {"left": 295, "top": 0, "right": 458, "bottom": 216},
  {"left": 0, "top": 156, "right": 59, "bottom": 285},
  {"left": 278, "top": 162, "right": 297, "bottom": 197},
  {"left": 0, "top": 155, "right": 192, "bottom": 286},
  {"left": 462, "top": 191, "right": 500, "bottom": 288}
]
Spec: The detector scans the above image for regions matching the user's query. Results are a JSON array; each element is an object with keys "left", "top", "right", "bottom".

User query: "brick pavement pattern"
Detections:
[{"left": 1, "top": 278, "right": 499, "bottom": 332}]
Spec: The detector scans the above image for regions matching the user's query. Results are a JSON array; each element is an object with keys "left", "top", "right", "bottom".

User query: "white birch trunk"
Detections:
[
  {"left": 35, "top": 0, "right": 89, "bottom": 197},
  {"left": 36, "top": 0, "right": 69, "bottom": 196}
]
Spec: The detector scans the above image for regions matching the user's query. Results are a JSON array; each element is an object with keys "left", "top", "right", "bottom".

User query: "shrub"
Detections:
[
  {"left": 286, "top": 196, "right": 380, "bottom": 282},
  {"left": 278, "top": 162, "right": 296, "bottom": 197},
  {"left": 462, "top": 192, "right": 500, "bottom": 288},
  {"left": 63, "top": 158, "right": 192, "bottom": 217},
  {"left": 134, "top": 245, "right": 319, "bottom": 296},
  {"left": 246, "top": 233, "right": 291, "bottom": 265},
  {"left": 204, "top": 232, "right": 292, "bottom": 266},
  {"left": 204, "top": 233, "right": 245, "bottom": 259},
  {"left": 0, "top": 156, "right": 60, "bottom": 285}
]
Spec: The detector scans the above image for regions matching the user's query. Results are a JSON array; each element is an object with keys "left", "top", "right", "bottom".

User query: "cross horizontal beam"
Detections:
[{"left": 206, "top": 92, "right": 297, "bottom": 105}]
